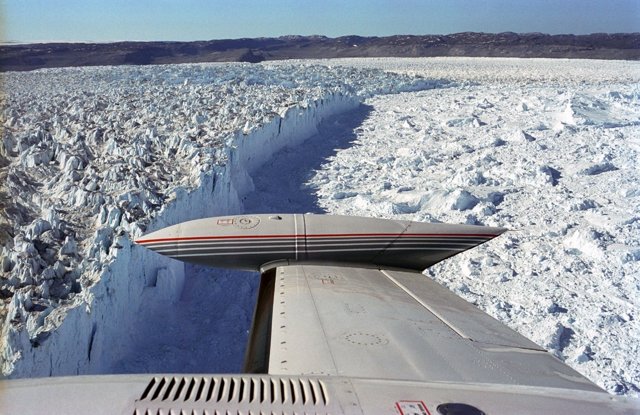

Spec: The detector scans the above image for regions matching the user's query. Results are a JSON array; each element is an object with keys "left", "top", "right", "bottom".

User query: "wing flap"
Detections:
[{"left": 381, "top": 269, "right": 543, "bottom": 350}]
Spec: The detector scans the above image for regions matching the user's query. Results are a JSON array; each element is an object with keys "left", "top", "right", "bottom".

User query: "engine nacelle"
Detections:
[{"left": 135, "top": 214, "right": 505, "bottom": 272}]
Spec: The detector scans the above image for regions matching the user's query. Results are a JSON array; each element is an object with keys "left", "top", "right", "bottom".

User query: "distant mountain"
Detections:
[{"left": 1, "top": 32, "right": 639, "bottom": 71}]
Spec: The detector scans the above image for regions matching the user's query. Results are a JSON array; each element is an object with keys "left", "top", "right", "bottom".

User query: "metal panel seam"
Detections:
[
  {"left": 298, "top": 265, "right": 341, "bottom": 375},
  {"left": 379, "top": 269, "right": 469, "bottom": 339},
  {"left": 369, "top": 221, "right": 411, "bottom": 265},
  {"left": 294, "top": 214, "right": 299, "bottom": 261}
]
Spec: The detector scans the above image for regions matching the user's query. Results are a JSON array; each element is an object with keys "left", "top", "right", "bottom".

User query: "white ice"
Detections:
[
  {"left": 0, "top": 62, "right": 431, "bottom": 377},
  {"left": 1, "top": 58, "right": 638, "bottom": 397}
]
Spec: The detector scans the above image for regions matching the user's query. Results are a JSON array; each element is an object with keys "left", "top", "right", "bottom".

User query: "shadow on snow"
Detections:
[{"left": 243, "top": 103, "right": 374, "bottom": 214}]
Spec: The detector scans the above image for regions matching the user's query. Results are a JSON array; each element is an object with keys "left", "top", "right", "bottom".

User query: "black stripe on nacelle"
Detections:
[
  {"left": 160, "top": 246, "right": 467, "bottom": 259},
  {"left": 151, "top": 241, "right": 478, "bottom": 256},
  {"left": 139, "top": 235, "right": 491, "bottom": 248}
]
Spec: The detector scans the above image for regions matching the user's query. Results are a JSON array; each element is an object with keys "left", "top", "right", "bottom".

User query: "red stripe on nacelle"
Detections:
[{"left": 135, "top": 233, "right": 496, "bottom": 244}]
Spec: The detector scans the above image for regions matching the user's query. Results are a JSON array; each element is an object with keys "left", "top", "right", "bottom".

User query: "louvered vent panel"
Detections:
[{"left": 135, "top": 376, "right": 331, "bottom": 414}]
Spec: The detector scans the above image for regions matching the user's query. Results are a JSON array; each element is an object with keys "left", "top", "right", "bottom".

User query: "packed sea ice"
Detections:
[
  {"left": 1, "top": 57, "right": 638, "bottom": 397},
  {"left": 295, "top": 58, "right": 640, "bottom": 395}
]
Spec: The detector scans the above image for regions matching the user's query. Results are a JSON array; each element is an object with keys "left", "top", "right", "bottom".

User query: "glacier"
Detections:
[
  {"left": 0, "top": 63, "right": 433, "bottom": 377},
  {"left": 1, "top": 58, "right": 639, "bottom": 397}
]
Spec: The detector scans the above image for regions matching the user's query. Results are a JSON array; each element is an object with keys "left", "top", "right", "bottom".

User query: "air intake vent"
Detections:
[{"left": 134, "top": 375, "right": 331, "bottom": 414}]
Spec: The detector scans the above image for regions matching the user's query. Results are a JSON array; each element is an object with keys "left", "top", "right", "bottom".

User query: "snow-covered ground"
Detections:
[{"left": 1, "top": 58, "right": 638, "bottom": 397}]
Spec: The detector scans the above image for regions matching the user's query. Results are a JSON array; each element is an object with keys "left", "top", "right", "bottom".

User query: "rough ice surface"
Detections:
[
  {"left": 1, "top": 58, "right": 639, "bottom": 397},
  {"left": 297, "top": 58, "right": 640, "bottom": 396},
  {"left": 0, "top": 62, "right": 432, "bottom": 377}
]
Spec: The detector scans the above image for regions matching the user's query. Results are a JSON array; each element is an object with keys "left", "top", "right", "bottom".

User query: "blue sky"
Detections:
[{"left": 3, "top": 0, "right": 639, "bottom": 43}]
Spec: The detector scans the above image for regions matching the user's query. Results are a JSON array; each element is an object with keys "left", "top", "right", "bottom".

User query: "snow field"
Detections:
[{"left": 303, "top": 56, "right": 640, "bottom": 84}]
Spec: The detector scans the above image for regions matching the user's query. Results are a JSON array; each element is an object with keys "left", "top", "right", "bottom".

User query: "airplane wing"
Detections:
[
  {"left": 2, "top": 214, "right": 639, "bottom": 415},
  {"left": 262, "top": 264, "right": 590, "bottom": 387}
]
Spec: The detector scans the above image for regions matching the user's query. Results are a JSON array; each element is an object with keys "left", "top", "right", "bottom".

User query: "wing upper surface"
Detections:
[{"left": 267, "top": 264, "right": 600, "bottom": 392}]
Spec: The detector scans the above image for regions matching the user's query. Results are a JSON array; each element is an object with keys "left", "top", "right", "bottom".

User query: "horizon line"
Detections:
[{"left": 3, "top": 31, "right": 639, "bottom": 46}]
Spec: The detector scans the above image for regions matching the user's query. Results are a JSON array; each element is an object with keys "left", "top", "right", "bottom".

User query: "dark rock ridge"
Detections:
[{"left": 1, "top": 32, "right": 639, "bottom": 71}]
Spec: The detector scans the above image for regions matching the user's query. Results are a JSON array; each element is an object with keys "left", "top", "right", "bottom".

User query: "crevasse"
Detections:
[{"left": 2, "top": 91, "right": 362, "bottom": 377}]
